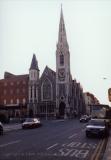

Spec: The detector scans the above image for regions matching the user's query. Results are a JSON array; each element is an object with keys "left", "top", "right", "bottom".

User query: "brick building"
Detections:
[
  {"left": 84, "top": 92, "right": 100, "bottom": 115},
  {"left": 0, "top": 72, "right": 28, "bottom": 118}
]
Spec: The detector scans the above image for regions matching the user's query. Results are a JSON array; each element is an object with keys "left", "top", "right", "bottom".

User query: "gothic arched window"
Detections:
[
  {"left": 42, "top": 79, "right": 52, "bottom": 100},
  {"left": 60, "top": 54, "right": 64, "bottom": 66}
]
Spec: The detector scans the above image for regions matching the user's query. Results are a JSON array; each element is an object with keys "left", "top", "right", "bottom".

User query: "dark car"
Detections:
[
  {"left": 80, "top": 115, "right": 90, "bottom": 122},
  {"left": 86, "top": 119, "right": 109, "bottom": 137},
  {"left": 22, "top": 118, "right": 42, "bottom": 129},
  {"left": 0, "top": 122, "right": 3, "bottom": 135}
]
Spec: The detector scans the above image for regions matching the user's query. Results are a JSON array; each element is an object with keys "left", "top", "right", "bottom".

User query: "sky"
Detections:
[{"left": 0, "top": 0, "right": 111, "bottom": 105}]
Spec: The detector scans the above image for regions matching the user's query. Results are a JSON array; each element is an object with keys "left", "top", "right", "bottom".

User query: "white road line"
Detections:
[
  {"left": 0, "top": 140, "right": 21, "bottom": 148},
  {"left": 68, "top": 133, "right": 77, "bottom": 139},
  {"left": 47, "top": 143, "right": 58, "bottom": 150}
]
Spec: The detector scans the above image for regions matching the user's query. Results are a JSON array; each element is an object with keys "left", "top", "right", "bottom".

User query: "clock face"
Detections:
[{"left": 58, "top": 68, "right": 65, "bottom": 81}]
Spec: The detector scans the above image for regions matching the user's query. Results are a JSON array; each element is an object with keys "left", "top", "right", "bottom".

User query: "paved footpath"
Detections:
[
  {"left": 103, "top": 131, "right": 111, "bottom": 160},
  {"left": 4, "top": 123, "right": 22, "bottom": 132},
  {"left": 3, "top": 119, "right": 65, "bottom": 132}
]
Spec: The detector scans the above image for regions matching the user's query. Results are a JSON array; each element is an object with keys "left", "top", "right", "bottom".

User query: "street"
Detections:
[{"left": 0, "top": 119, "right": 107, "bottom": 160}]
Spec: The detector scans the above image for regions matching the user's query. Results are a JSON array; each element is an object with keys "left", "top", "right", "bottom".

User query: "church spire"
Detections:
[
  {"left": 58, "top": 5, "right": 68, "bottom": 46},
  {"left": 30, "top": 54, "right": 39, "bottom": 71}
]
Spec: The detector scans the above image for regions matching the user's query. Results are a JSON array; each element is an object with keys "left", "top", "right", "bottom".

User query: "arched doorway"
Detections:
[{"left": 59, "top": 102, "right": 65, "bottom": 118}]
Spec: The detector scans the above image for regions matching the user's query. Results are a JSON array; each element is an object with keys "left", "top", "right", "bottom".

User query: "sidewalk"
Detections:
[
  {"left": 103, "top": 130, "right": 111, "bottom": 160},
  {"left": 3, "top": 119, "right": 65, "bottom": 132},
  {"left": 4, "top": 123, "right": 22, "bottom": 132}
]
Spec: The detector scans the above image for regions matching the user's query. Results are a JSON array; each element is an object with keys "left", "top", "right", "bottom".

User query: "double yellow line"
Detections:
[{"left": 91, "top": 139, "right": 106, "bottom": 160}]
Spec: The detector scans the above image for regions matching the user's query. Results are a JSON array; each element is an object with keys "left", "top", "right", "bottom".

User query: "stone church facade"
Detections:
[
  {"left": 0, "top": 7, "right": 86, "bottom": 119},
  {"left": 27, "top": 7, "right": 86, "bottom": 118}
]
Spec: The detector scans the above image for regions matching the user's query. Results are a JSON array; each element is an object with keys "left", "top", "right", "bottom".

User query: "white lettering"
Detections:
[
  {"left": 59, "top": 148, "right": 74, "bottom": 156},
  {"left": 75, "top": 150, "right": 89, "bottom": 158},
  {"left": 67, "top": 142, "right": 81, "bottom": 148},
  {"left": 69, "top": 149, "right": 79, "bottom": 157},
  {"left": 81, "top": 143, "right": 88, "bottom": 148}
]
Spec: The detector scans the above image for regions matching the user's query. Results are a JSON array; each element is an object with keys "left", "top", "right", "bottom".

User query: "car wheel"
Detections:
[
  {"left": 22, "top": 126, "right": 25, "bottom": 129},
  {"left": 0, "top": 128, "right": 3, "bottom": 135},
  {"left": 86, "top": 133, "right": 90, "bottom": 138}
]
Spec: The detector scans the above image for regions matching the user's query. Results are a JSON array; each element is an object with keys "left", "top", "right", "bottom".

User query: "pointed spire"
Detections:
[
  {"left": 58, "top": 5, "right": 68, "bottom": 45},
  {"left": 60, "top": 4, "right": 63, "bottom": 21},
  {"left": 30, "top": 54, "right": 39, "bottom": 70}
]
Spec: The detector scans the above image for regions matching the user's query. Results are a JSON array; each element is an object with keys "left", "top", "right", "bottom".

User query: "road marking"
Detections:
[
  {"left": 68, "top": 133, "right": 77, "bottom": 139},
  {"left": 91, "top": 140, "right": 102, "bottom": 160},
  {"left": 59, "top": 148, "right": 89, "bottom": 158},
  {"left": 95, "top": 139, "right": 106, "bottom": 160},
  {"left": 0, "top": 140, "right": 21, "bottom": 148},
  {"left": 47, "top": 143, "right": 58, "bottom": 150},
  {"left": 62, "top": 143, "right": 67, "bottom": 147}
]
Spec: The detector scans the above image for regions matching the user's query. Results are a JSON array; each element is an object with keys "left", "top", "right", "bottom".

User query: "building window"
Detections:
[
  {"left": 4, "top": 99, "right": 6, "bottom": 105},
  {"left": 16, "top": 89, "right": 19, "bottom": 94},
  {"left": 17, "top": 81, "right": 20, "bottom": 85},
  {"left": 16, "top": 99, "right": 19, "bottom": 104},
  {"left": 31, "top": 72, "right": 33, "bottom": 78},
  {"left": 4, "top": 90, "right": 7, "bottom": 95},
  {"left": 10, "top": 82, "right": 14, "bottom": 86},
  {"left": 4, "top": 82, "right": 7, "bottom": 86},
  {"left": 60, "top": 54, "right": 64, "bottom": 66},
  {"left": 30, "top": 86, "right": 32, "bottom": 98},
  {"left": 42, "top": 79, "right": 52, "bottom": 101},
  {"left": 22, "top": 88, "right": 25, "bottom": 93},
  {"left": 10, "top": 90, "right": 13, "bottom": 94},
  {"left": 34, "top": 88, "right": 36, "bottom": 98},
  {"left": 23, "top": 80, "right": 26, "bottom": 85},
  {"left": 34, "top": 72, "right": 35, "bottom": 78},
  {"left": 10, "top": 99, "right": 13, "bottom": 104},
  {"left": 23, "top": 98, "right": 26, "bottom": 104}
]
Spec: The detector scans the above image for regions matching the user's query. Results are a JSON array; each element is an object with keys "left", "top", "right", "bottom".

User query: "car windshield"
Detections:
[
  {"left": 81, "top": 115, "right": 87, "bottom": 118},
  {"left": 89, "top": 120, "right": 105, "bottom": 126},
  {"left": 25, "top": 118, "right": 34, "bottom": 122}
]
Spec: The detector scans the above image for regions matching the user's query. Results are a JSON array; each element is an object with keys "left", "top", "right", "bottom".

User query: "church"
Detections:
[
  {"left": 28, "top": 7, "right": 86, "bottom": 118},
  {"left": 0, "top": 7, "right": 86, "bottom": 120}
]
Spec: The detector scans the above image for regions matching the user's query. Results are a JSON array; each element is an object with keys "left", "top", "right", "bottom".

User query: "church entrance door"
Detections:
[{"left": 59, "top": 102, "right": 65, "bottom": 118}]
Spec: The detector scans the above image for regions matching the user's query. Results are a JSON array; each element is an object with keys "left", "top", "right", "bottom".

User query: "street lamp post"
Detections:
[
  {"left": 46, "top": 101, "right": 48, "bottom": 120},
  {"left": 103, "top": 77, "right": 111, "bottom": 106}
]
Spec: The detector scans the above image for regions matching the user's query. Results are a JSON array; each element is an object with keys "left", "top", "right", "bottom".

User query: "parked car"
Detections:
[
  {"left": 22, "top": 118, "right": 42, "bottom": 129},
  {"left": 86, "top": 119, "right": 109, "bottom": 137},
  {"left": 0, "top": 122, "right": 3, "bottom": 135},
  {"left": 80, "top": 115, "right": 90, "bottom": 122}
]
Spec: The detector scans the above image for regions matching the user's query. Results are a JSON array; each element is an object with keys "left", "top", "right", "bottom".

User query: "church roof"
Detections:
[
  {"left": 40, "top": 66, "right": 56, "bottom": 80},
  {"left": 30, "top": 54, "right": 39, "bottom": 70}
]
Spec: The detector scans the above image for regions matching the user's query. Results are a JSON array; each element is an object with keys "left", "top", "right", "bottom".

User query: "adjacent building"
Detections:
[{"left": 84, "top": 92, "right": 100, "bottom": 115}]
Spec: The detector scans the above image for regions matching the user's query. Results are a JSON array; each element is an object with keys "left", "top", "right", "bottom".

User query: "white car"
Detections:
[
  {"left": 22, "top": 118, "right": 41, "bottom": 129},
  {"left": 86, "top": 119, "right": 109, "bottom": 137},
  {"left": 80, "top": 115, "right": 90, "bottom": 122}
]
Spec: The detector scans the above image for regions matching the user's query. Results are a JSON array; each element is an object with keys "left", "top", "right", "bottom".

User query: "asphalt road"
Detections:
[{"left": 0, "top": 119, "right": 107, "bottom": 160}]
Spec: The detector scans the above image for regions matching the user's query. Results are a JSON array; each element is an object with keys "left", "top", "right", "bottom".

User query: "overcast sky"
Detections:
[{"left": 0, "top": 0, "right": 111, "bottom": 105}]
